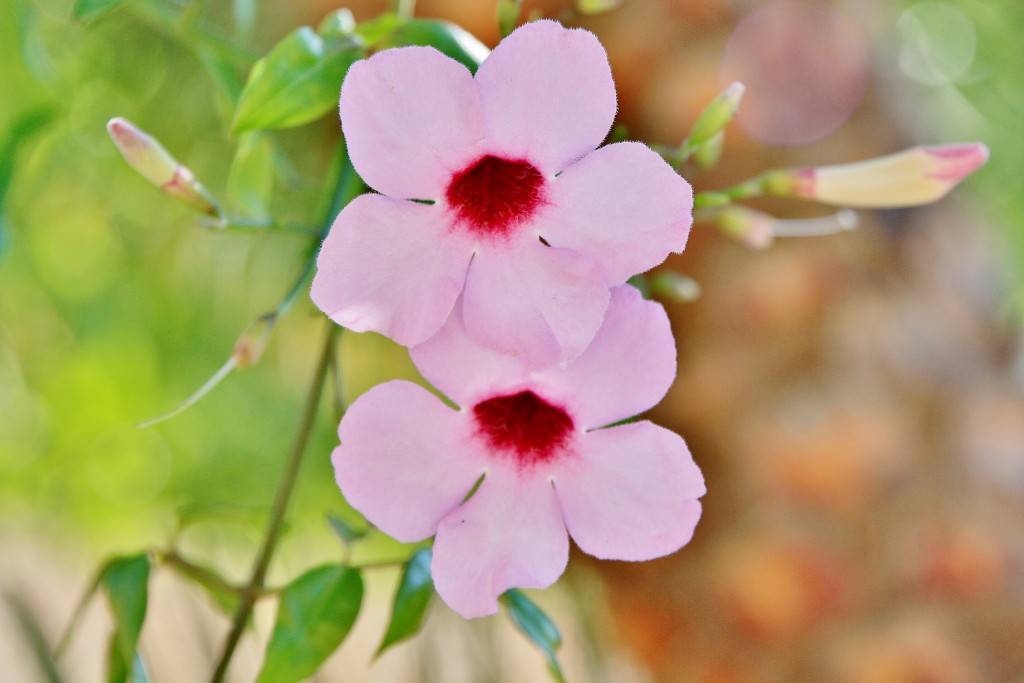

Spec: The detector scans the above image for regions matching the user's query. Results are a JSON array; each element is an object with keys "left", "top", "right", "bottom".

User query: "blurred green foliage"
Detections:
[
  {"left": 0, "top": 0, "right": 420, "bottom": 561},
  {"left": 891, "top": 0, "right": 1024, "bottom": 309}
]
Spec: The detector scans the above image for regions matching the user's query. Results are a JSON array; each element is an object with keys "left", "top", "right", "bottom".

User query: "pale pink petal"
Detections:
[
  {"left": 340, "top": 47, "right": 484, "bottom": 199},
  {"left": 539, "top": 285, "right": 676, "bottom": 430},
  {"left": 410, "top": 298, "right": 527, "bottom": 407},
  {"left": 553, "top": 421, "right": 704, "bottom": 561},
  {"left": 311, "top": 194, "right": 473, "bottom": 347},
  {"left": 474, "top": 20, "right": 616, "bottom": 175},
  {"left": 461, "top": 242, "right": 610, "bottom": 367},
  {"left": 541, "top": 142, "right": 693, "bottom": 283},
  {"left": 332, "top": 381, "right": 484, "bottom": 543},
  {"left": 432, "top": 469, "right": 569, "bottom": 618}
]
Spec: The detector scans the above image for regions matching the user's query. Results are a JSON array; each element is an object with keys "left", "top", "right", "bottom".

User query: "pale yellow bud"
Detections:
[{"left": 802, "top": 143, "right": 988, "bottom": 208}]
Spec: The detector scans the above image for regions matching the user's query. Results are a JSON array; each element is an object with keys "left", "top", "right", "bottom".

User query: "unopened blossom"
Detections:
[
  {"left": 763, "top": 143, "right": 988, "bottom": 208},
  {"left": 106, "top": 117, "right": 220, "bottom": 217},
  {"left": 333, "top": 285, "right": 705, "bottom": 618},
  {"left": 312, "top": 20, "right": 693, "bottom": 366}
]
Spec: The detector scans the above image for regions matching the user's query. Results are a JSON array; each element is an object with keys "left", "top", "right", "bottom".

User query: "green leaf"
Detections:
[
  {"left": 227, "top": 132, "right": 274, "bottom": 218},
  {"left": 100, "top": 555, "right": 151, "bottom": 683},
  {"left": 255, "top": 565, "right": 363, "bottom": 683},
  {"left": 376, "top": 548, "right": 434, "bottom": 656},
  {"left": 72, "top": 0, "right": 124, "bottom": 22},
  {"left": 353, "top": 13, "right": 402, "bottom": 47},
  {"left": 391, "top": 19, "right": 490, "bottom": 72},
  {"left": 501, "top": 589, "right": 566, "bottom": 683},
  {"left": 232, "top": 27, "right": 361, "bottom": 134},
  {"left": 327, "top": 514, "right": 368, "bottom": 546},
  {"left": 496, "top": 0, "right": 522, "bottom": 38}
]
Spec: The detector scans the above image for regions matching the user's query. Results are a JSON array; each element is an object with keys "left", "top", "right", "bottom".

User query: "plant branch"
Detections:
[{"left": 207, "top": 322, "right": 336, "bottom": 683}]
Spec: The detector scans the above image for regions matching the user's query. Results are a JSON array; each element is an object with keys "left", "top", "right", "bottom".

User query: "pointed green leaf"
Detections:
[
  {"left": 100, "top": 555, "right": 151, "bottom": 683},
  {"left": 227, "top": 132, "right": 275, "bottom": 218},
  {"left": 73, "top": 0, "right": 124, "bottom": 22},
  {"left": 376, "top": 548, "right": 434, "bottom": 656},
  {"left": 327, "top": 514, "right": 368, "bottom": 546},
  {"left": 391, "top": 19, "right": 490, "bottom": 72},
  {"left": 501, "top": 589, "right": 566, "bottom": 683},
  {"left": 105, "top": 634, "right": 127, "bottom": 683},
  {"left": 232, "top": 27, "right": 361, "bottom": 134},
  {"left": 255, "top": 565, "right": 363, "bottom": 683}
]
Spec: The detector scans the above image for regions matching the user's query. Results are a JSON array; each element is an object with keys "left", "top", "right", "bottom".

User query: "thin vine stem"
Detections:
[{"left": 207, "top": 322, "right": 337, "bottom": 683}]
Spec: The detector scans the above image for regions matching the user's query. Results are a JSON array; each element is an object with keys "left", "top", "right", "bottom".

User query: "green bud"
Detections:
[
  {"left": 686, "top": 82, "right": 745, "bottom": 149},
  {"left": 576, "top": 0, "right": 623, "bottom": 15},
  {"left": 649, "top": 271, "right": 701, "bottom": 303}
]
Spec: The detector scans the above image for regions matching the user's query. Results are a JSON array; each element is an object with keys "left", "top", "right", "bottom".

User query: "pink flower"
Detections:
[
  {"left": 333, "top": 285, "right": 705, "bottom": 618},
  {"left": 311, "top": 20, "right": 693, "bottom": 366}
]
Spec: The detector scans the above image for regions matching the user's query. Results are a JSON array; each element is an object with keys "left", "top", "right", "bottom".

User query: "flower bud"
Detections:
[
  {"left": 710, "top": 206, "right": 857, "bottom": 249},
  {"left": 767, "top": 143, "right": 988, "bottom": 208},
  {"left": 687, "top": 82, "right": 745, "bottom": 149},
  {"left": 107, "top": 117, "right": 221, "bottom": 217},
  {"left": 713, "top": 205, "right": 776, "bottom": 250}
]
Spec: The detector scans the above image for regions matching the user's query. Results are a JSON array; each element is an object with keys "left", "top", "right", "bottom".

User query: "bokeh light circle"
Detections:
[{"left": 720, "top": 0, "right": 868, "bottom": 146}]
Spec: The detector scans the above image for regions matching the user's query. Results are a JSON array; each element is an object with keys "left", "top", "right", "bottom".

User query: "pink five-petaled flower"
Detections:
[
  {"left": 333, "top": 285, "right": 705, "bottom": 618},
  {"left": 311, "top": 20, "right": 693, "bottom": 366}
]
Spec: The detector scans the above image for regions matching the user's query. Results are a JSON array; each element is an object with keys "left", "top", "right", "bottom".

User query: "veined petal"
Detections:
[
  {"left": 410, "top": 297, "right": 527, "bottom": 408},
  {"left": 537, "top": 285, "right": 676, "bottom": 430},
  {"left": 461, "top": 242, "right": 610, "bottom": 367},
  {"left": 475, "top": 20, "right": 616, "bottom": 175},
  {"left": 553, "top": 421, "right": 704, "bottom": 561},
  {"left": 542, "top": 142, "right": 693, "bottom": 284},
  {"left": 311, "top": 194, "right": 473, "bottom": 347},
  {"left": 432, "top": 469, "right": 569, "bottom": 618},
  {"left": 333, "top": 381, "right": 484, "bottom": 543},
  {"left": 340, "top": 46, "right": 485, "bottom": 199}
]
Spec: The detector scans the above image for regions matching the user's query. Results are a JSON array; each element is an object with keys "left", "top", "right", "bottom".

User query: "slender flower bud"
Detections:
[
  {"left": 106, "top": 117, "right": 221, "bottom": 217},
  {"left": 766, "top": 143, "right": 989, "bottom": 208},
  {"left": 709, "top": 206, "right": 857, "bottom": 249},
  {"left": 687, "top": 82, "right": 745, "bottom": 149}
]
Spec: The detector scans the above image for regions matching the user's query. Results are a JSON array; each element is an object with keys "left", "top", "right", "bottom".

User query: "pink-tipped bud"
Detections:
[
  {"left": 778, "top": 143, "right": 989, "bottom": 208},
  {"left": 107, "top": 117, "right": 221, "bottom": 217},
  {"left": 714, "top": 206, "right": 776, "bottom": 250}
]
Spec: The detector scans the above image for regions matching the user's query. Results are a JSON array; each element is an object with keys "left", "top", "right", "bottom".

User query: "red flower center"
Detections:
[
  {"left": 473, "top": 390, "right": 574, "bottom": 466},
  {"left": 445, "top": 155, "right": 545, "bottom": 235}
]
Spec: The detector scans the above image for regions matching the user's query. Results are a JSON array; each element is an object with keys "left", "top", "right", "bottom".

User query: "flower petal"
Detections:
[
  {"left": 461, "top": 242, "right": 610, "bottom": 367},
  {"left": 541, "top": 142, "right": 694, "bottom": 283},
  {"left": 410, "top": 297, "right": 527, "bottom": 407},
  {"left": 332, "top": 380, "right": 484, "bottom": 543},
  {"left": 553, "top": 421, "right": 704, "bottom": 561},
  {"left": 340, "top": 46, "right": 485, "bottom": 199},
  {"left": 539, "top": 285, "right": 676, "bottom": 429},
  {"left": 475, "top": 20, "right": 616, "bottom": 174},
  {"left": 311, "top": 194, "right": 472, "bottom": 347},
  {"left": 432, "top": 469, "right": 569, "bottom": 618}
]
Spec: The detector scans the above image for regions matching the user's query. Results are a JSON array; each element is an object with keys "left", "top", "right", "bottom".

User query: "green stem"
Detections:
[{"left": 207, "top": 322, "right": 337, "bottom": 683}]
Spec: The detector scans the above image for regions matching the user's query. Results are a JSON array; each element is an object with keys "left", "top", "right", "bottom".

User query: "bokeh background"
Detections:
[{"left": 2, "top": 0, "right": 1024, "bottom": 681}]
